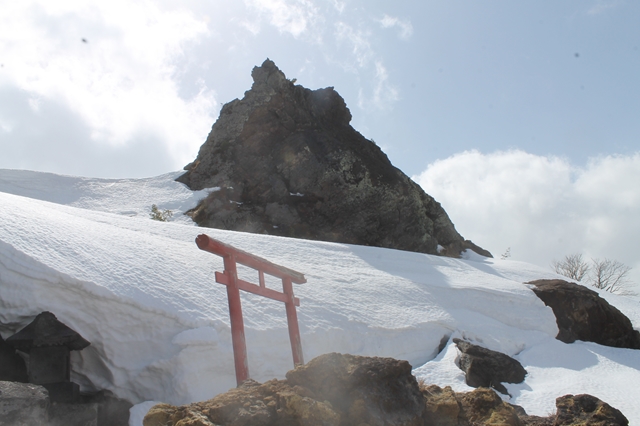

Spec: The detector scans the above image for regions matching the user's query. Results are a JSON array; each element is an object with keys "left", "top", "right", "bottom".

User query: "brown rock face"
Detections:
[
  {"left": 286, "top": 352, "right": 426, "bottom": 426},
  {"left": 177, "top": 59, "right": 490, "bottom": 258},
  {"left": 144, "top": 353, "right": 425, "bottom": 426},
  {"left": 526, "top": 279, "right": 640, "bottom": 349},
  {"left": 421, "top": 386, "right": 629, "bottom": 426},
  {"left": 143, "top": 353, "right": 629, "bottom": 426},
  {"left": 555, "top": 394, "right": 628, "bottom": 426},
  {"left": 421, "top": 385, "right": 525, "bottom": 426},
  {"left": 144, "top": 379, "right": 340, "bottom": 426}
]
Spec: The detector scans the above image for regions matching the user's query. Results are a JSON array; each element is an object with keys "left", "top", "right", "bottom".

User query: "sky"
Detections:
[{"left": 1, "top": 0, "right": 639, "bottom": 286}]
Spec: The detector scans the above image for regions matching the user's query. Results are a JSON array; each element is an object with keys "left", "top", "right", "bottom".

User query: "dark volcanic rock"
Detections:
[
  {"left": 453, "top": 338, "right": 527, "bottom": 395},
  {"left": 526, "top": 279, "right": 640, "bottom": 349},
  {"left": 177, "top": 59, "right": 489, "bottom": 258}
]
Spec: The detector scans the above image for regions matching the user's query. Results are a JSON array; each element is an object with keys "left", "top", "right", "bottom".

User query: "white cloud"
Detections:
[
  {"left": 413, "top": 150, "right": 640, "bottom": 289},
  {"left": 333, "top": 23, "right": 398, "bottom": 111},
  {"left": 334, "top": 21, "right": 374, "bottom": 68},
  {"left": 240, "top": 19, "right": 262, "bottom": 36},
  {"left": 378, "top": 14, "right": 413, "bottom": 40},
  {"left": 244, "top": 0, "right": 321, "bottom": 39},
  {"left": 358, "top": 61, "right": 398, "bottom": 110},
  {"left": 0, "top": 0, "right": 216, "bottom": 170},
  {"left": 330, "top": 0, "right": 345, "bottom": 14},
  {"left": 236, "top": 2, "right": 402, "bottom": 112}
]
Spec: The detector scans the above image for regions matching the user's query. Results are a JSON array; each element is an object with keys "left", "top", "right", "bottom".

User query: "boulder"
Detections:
[
  {"left": 144, "top": 378, "right": 340, "bottom": 426},
  {"left": 144, "top": 353, "right": 426, "bottom": 426},
  {"left": 0, "top": 381, "right": 131, "bottom": 426},
  {"left": 555, "top": 394, "right": 628, "bottom": 425},
  {"left": 421, "top": 384, "right": 462, "bottom": 426},
  {"left": 453, "top": 338, "right": 527, "bottom": 395},
  {"left": 526, "top": 279, "right": 640, "bottom": 349},
  {"left": 286, "top": 352, "right": 426, "bottom": 426},
  {"left": 421, "top": 385, "right": 629, "bottom": 426},
  {"left": 0, "top": 381, "right": 50, "bottom": 426},
  {"left": 457, "top": 387, "right": 523, "bottom": 425},
  {"left": 421, "top": 384, "right": 529, "bottom": 426},
  {"left": 177, "top": 59, "right": 490, "bottom": 258}
]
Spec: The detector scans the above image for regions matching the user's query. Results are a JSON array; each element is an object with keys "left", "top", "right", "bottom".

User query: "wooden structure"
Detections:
[{"left": 195, "top": 234, "right": 306, "bottom": 385}]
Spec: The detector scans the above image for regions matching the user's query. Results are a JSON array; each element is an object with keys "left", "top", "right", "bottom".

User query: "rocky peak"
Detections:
[
  {"left": 177, "top": 59, "right": 490, "bottom": 257},
  {"left": 250, "top": 58, "right": 291, "bottom": 93}
]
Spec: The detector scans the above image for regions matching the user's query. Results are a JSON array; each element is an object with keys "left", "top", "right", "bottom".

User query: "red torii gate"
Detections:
[{"left": 195, "top": 234, "right": 306, "bottom": 385}]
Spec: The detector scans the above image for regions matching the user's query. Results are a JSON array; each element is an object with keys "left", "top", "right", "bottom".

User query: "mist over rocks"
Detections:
[{"left": 177, "top": 59, "right": 490, "bottom": 257}]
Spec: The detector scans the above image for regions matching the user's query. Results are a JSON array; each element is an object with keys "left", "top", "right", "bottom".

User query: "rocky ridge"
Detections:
[{"left": 177, "top": 59, "right": 490, "bottom": 258}]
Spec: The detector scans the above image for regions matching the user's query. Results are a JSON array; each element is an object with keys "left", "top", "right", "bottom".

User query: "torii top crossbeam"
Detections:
[{"left": 196, "top": 235, "right": 306, "bottom": 284}]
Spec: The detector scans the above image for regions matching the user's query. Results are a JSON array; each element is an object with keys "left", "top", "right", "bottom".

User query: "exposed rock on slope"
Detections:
[
  {"left": 526, "top": 279, "right": 640, "bottom": 349},
  {"left": 453, "top": 338, "right": 527, "bottom": 396},
  {"left": 554, "top": 394, "right": 629, "bottom": 426},
  {"left": 143, "top": 353, "right": 628, "bottom": 426},
  {"left": 177, "top": 59, "right": 490, "bottom": 257}
]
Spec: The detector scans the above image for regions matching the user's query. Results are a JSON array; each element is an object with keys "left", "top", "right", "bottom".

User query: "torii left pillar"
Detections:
[{"left": 196, "top": 234, "right": 306, "bottom": 385}]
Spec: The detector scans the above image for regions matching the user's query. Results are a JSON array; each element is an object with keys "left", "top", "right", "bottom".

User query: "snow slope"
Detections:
[
  {"left": 0, "top": 169, "right": 639, "bottom": 424},
  {"left": 0, "top": 169, "right": 209, "bottom": 225}
]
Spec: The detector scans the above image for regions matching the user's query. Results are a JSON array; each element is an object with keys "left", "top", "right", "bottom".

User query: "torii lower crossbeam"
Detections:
[{"left": 195, "top": 234, "right": 306, "bottom": 386}]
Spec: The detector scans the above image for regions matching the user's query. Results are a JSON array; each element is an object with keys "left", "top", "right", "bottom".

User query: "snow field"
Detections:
[{"left": 0, "top": 169, "right": 638, "bottom": 424}]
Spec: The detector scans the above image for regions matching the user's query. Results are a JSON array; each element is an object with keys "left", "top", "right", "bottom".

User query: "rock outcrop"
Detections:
[
  {"left": 526, "top": 279, "right": 640, "bottom": 349},
  {"left": 143, "top": 353, "right": 628, "bottom": 426},
  {"left": 0, "top": 382, "right": 132, "bottom": 426},
  {"left": 555, "top": 394, "right": 628, "bottom": 426},
  {"left": 422, "top": 385, "right": 525, "bottom": 426},
  {"left": 422, "top": 385, "right": 629, "bottom": 426},
  {"left": 0, "top": 381, "right": 50, "bottom": 425},
  {"left": 145, "top": 353, "right": 426, "bottom": 426},
  {"left": 453, "top": 338, "right": 527, "bottom": 396},
  {"left": 177, "top": 59, "right": 490, "bottom": 258},
  {"left": 286, "top": 352, "right": 426, "bottom": 426}
]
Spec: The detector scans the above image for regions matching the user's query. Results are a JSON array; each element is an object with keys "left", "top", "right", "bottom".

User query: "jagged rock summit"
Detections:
[{"left": 178, "top": 59, "right": 490, "bottom": 257}]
